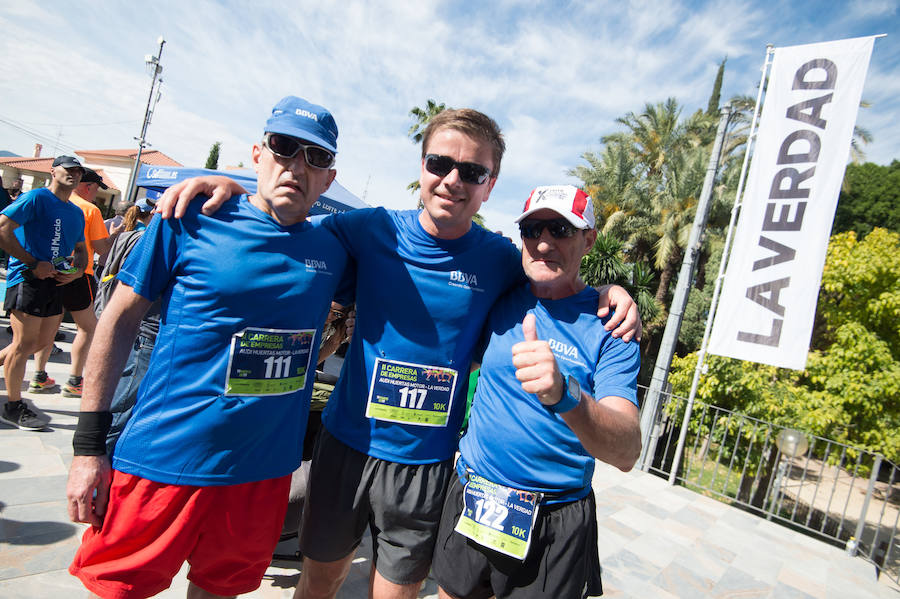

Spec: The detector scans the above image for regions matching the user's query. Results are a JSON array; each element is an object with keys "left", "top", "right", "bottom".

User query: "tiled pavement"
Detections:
[{"left": 1, "top": 318, "right": 897, "bottom": 598}]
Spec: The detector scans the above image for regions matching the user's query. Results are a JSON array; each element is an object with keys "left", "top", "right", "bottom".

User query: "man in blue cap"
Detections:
[
  {"left": 66, "top": 96, "right": 354, "bottom": 599},
  {"left": 0, "top": 155, "right": 88, "bottom": 431}
]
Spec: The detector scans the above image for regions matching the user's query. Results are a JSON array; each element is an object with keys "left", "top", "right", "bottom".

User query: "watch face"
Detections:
[{"left": 567, "top": 375, "right": 581, "bottom": 402}]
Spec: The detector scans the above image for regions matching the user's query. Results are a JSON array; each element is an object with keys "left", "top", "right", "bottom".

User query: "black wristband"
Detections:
[{"left": 73, "top": 411, "right": 113, "bottom": 456}]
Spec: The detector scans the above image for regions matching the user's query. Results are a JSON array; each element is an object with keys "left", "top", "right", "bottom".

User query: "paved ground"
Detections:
[{"left": 1, "top": 317, "right": 898, "bottom": 598}]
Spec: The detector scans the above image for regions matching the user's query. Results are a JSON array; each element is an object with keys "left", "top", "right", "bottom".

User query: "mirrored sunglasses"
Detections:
[
  {"left": 423, "top": 154, "right": 492, "bottom": 185},
  {"left": 518, "top": 218, "right": 579, "bottom": 239},
  {"left": 263, "top": 133, "right": 335, "bottom": 169}
]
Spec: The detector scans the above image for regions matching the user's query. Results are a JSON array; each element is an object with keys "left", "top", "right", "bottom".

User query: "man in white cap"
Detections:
[
  {"left": 431, "top": 185, "right": 642, "bottom": 599},
  {"left": 66, "top": 96, "right": 354, "bottom": 599},
  {"left": 0, "top": 155, "right": 88, "bottom": 431}
]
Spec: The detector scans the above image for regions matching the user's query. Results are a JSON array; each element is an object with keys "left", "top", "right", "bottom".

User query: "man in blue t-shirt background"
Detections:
[
  {"left": 0, "top": 155, "right": 88, "bottom": 431},
  {"left": 432, "top": 184, "right": 642, "bottom": 599}
]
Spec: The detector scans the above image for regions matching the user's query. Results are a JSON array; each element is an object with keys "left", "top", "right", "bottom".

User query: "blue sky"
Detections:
[{"left": 1, "top": 0, "right": 897, "bottom": 238}]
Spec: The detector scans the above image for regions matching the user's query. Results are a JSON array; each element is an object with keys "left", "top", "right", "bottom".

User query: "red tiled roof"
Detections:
[
  {"left": 76, "top": 149, "right": 182, "bottom": 167},
  {"left": 0, "top": 156, "right": 54, "bottom": 172},
  {"left": 1, "top": 159, "right": 119, "bottom": 191}
]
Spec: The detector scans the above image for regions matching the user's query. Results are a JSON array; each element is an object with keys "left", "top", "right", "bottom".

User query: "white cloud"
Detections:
[{"left": 1, "top": 0, "right": 897, "bottom": 222}]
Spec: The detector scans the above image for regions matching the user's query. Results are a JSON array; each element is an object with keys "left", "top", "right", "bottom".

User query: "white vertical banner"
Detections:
[{"left": 709, "top": 36, "right": 876, "bottom": 370}]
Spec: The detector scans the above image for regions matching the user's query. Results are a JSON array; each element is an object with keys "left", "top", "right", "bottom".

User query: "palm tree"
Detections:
[
  {"left": 408, "top": 99, "right": 447, "bottom": 144},
  {"left": 649, "top": 146, "right": 707, "bottom": 305},
  {"left": 570, "top": 141, "right": 644, "bottom": 237},
  {"left": 606, "top": 98, "right": 691, "bottom": 180}
]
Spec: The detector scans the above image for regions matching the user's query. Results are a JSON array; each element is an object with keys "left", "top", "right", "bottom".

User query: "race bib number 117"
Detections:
[{"left": 365, "top": 358, "right": 457, "bottom": 427}]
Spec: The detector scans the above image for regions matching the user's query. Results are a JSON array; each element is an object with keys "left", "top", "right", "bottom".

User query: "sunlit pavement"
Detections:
[{"left": 1, "top": 315, "right": 896, "bottom": 598}]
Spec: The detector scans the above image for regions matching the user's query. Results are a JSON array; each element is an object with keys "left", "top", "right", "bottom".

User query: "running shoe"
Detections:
[
  {"left": 62, "top": 377, "right": 83, "bottom": 398},
  {"left": 1, "top": 401, "right": 49, "bottom": 431},
  {"left": 29, "top": 371, "right": 57, "bottom": 393}
]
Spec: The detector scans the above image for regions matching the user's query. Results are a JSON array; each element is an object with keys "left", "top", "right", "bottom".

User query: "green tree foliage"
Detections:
[
  {"left": 570, "top": 96, "right": 727, "bottom": 336},
  {"left": 668, "top": 228, "right": 900, "bottom": 461},
  {"left": 817, "top": 228, "right": 900, "bottom": 359},
  {"left": 204, "top": 141, "right": 221, "bottom": 170},
  {"left": 832, "top": 161, "right": 900, "bottom": 238},
  {"left": 707, "top": 58, "right": 726, "bottom": 116}
]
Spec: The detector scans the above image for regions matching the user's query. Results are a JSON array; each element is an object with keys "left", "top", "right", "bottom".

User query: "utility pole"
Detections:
[
  {"left": 639, "top": 104, "right": 733, "bottom": 470},
  {"left": 122, "top": 36, "right": 165, "bottom": 207}
]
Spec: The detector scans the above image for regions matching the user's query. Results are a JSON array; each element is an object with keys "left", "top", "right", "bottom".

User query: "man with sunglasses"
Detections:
[
  {"left": 65, "top": 96, "right": 355, "bottom": 599},
  {"left": 156, "top": 108, "right": 641, "bottom": 599},
  {"left": 432, "top": 185, "right": 641, "bottom": 599}
]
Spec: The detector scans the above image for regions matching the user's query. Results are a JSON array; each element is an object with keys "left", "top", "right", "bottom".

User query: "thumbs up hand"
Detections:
[{"left": 511, "top": 313, "right": 564, "bottom": 406}]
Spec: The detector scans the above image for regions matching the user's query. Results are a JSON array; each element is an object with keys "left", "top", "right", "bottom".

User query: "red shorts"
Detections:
[{"left": 69, "top": 470, "right": 291, "bottom": 599}]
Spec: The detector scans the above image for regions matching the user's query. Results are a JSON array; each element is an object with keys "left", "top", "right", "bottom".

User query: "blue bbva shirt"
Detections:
[
  {"left": 1, "top": 188, "right": 85, "bottom": 287},
  {"left": 458, "top": 285, "right": 640, "bottom": 503},
  {"left": 113, "top": 195, "right": 353, "bottom": 486},
  {"left": 321, "top": 208, "right": 523, "bottom": 464}
]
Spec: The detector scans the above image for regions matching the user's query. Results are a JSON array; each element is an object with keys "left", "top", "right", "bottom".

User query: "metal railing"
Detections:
[{"left": 638, "top": 384, "right": 900, "bottom": 586}]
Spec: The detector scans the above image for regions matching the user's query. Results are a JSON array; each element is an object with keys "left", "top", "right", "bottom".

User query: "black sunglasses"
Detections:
[
  {"left": 263, "top": 133, "right": 335, "bottom": 169},
  {"left": 423, "top": 154, "right": 492, "bottom": 185},
  {"left": 518, "top": 218, "right": 579, "bottom": 239}
]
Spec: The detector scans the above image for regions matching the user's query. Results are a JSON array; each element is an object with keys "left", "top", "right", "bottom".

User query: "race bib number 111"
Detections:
[{"left": 225, "top": 327, "right": 315, "bottom": 396}]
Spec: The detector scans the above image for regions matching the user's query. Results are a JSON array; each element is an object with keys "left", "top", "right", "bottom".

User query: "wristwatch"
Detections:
[{"left": 549, "top": 374, "right": 581, "bottom": 414}]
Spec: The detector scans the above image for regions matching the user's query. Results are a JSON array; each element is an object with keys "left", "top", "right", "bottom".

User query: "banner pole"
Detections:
[{"left": 666, "top": 45, "right": 774, "bottom": 484}]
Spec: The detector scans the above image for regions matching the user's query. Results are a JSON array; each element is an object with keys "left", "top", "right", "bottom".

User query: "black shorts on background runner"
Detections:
[
  {"left": 59, "top": 273, "right": 97, "bottom": 312},
  {"left": 4, "top": 278, "right": 63, "bottom": 317}
]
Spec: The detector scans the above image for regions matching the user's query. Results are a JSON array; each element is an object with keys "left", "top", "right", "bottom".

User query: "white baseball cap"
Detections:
[{"left": 515, "top": 185, "right": 595, "bottom": 229}]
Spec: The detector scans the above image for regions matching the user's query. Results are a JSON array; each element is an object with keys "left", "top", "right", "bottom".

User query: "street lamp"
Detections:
[
  {"left": 768, "top": 428, "right": 809, "bottom": 519},
  {"left": 776, "top": 428, "right": 809, "bottom": 459},
  {"left": 122, "top": 36, "right": 166, "bottom": 208}
]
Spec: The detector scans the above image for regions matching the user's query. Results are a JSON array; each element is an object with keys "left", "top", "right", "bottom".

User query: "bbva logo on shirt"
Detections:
[
  {"left": 448, "top": 270, "right": 484, "bottom": 292},
  {"left": 304, "top": 258, "right": 331, "bottom": 274},
  {"left": 549, "top": 338, "right": 581, "bottom": 364}
]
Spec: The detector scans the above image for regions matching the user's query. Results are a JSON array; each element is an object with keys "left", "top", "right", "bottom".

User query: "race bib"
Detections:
[
  {"left": 454, "top": 472, "right": 541, "bottom": 560},
  {"left": 365, "top": 358, "right": 457, "bottom": 426},
  {"left": 52, "top": 256, "right": 77, "bottom": 273},
  {"left": 224, "top": 328, "right": 315, "bottom": 396}
]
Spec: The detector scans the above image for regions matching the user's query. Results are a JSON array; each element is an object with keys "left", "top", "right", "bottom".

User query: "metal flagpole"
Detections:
[
  {"left": 638, "top": 103, "right": 733, "bottom": 470},
  {"left": 122, "top": 36, "right": 166, "bottom": 207},
  {"left": 666, "top": 44, "right": 774, "bottom": 484}
]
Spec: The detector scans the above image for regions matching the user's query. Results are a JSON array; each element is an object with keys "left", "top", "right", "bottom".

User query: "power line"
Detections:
[
  {"left": 0, "top": 117, "right": 80, "bottom": 155},
  {"left": 0, "top": 114, "right": 136, "bottom": 128}
]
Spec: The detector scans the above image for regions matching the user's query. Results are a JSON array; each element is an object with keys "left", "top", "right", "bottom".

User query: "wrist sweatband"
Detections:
[
  {"left": 547, "top": 377, "right": 580, "bottom": 414},
  {"left": 73, "top": 411, "right": 113, "bottom": 456}
]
